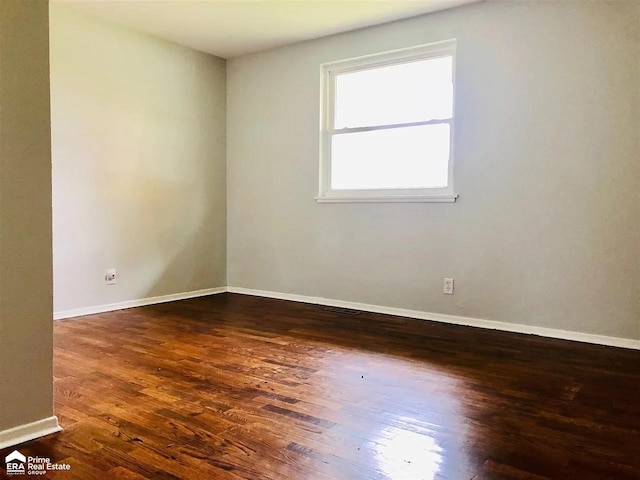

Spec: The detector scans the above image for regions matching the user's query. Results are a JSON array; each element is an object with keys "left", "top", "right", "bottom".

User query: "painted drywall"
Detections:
[
  {"left": 0, "top": 0, "right": 54, "bottom": 430},
  {"left": 50, "top": 4, "right": 227, "bottom": 313},
  {"left": 227, "top": 1, "right": 640, "bottom": 339}
]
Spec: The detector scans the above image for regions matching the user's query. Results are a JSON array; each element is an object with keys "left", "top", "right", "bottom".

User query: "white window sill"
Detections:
[{"left": 315, "top": 194, "right": 458, "bottom": 204}]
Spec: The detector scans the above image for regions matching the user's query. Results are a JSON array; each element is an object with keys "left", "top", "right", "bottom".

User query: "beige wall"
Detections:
[
  {"left": 227, "top": 1, "right": 640, "bottom": 339},
  {"left": 0, "top": 0, "right": 54, "bottom": 430},
  {"left": 50, "top": 4, "right": 227, "bottom": 313},
  {"left": 0, "top": 0, "right": 636, "bottom": 439}
]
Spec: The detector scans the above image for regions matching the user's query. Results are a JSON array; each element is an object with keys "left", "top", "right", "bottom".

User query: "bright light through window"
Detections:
[
  {"left": 335, "top": 57, "right": 453, "bottom": 129},
  {"left": 331, "top": 124, "right": 450, "bottom": 190},
  {"left": 319, "top": 40, "right": 457, "bottom": 203}
]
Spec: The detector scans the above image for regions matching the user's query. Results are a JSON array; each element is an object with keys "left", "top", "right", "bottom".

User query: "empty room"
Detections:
[{"left": 1, "top": 0, "right": 639, "bottom": 478}]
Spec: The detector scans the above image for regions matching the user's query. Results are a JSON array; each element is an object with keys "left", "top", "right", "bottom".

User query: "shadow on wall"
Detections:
[
  {"left": 142, "top": 211, "right": 226, "bottom": 300},
  {"left": 50, "top": 2, "right": 226, "bottom": 313}
]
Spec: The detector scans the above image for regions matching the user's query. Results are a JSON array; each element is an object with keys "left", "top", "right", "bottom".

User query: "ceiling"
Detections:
[{"left": 57, "top": 0, "right": 481, "bottom": 59}]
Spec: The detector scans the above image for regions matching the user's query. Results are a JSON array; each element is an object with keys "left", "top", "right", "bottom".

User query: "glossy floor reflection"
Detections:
[
  {"left": 374, "top": 424, "right": 442, "bottom": 479},
  {"left": 1, "top": 293, "right": 639, "bottom": 479}
]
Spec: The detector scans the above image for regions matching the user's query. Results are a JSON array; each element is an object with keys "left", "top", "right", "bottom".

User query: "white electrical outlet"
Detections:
[
  {"left": 443, "top": 278, "right": 454, "bottom": 295},
  {"left": 106, "top": 268, "right": 117, "bottom": 285}
]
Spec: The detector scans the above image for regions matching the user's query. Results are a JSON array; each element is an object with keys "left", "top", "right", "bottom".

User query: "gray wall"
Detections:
[
  {"left": 0, "top": 0, "right": 54, "bottom": 430},
  {"left": 227, "top": 1, "right": 640, "bottom": 339},
  {"left": 50, "top": 4, "right": 227, "bottom": 313}
]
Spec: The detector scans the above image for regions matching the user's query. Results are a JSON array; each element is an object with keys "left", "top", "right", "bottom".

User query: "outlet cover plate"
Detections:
[{"left": 106, "top": 268, "right": 116, "bottom": 285}]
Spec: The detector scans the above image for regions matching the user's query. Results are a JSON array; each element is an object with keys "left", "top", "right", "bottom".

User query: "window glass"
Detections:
[
  {"left": 331, "top": 124, "right": 450, "bottom": 190},
  {"left": 334, "top": 56, "right": 453, "bottom": 129}
]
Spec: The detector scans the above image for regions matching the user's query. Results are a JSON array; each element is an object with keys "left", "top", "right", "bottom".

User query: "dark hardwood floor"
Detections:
[{"left": 2, "top": 293, "right": 639, "bottom": 479}]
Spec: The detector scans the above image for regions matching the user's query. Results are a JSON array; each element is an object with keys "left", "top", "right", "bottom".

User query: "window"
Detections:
[{"left": 318, "top": 40, "right": 457, "bottom": 203}]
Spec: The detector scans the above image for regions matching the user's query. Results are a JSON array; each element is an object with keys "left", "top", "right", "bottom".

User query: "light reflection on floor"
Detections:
[
  {"left": 315, "top": 350, "right": 469, "bottom": 479},
  {"left": 374, "top": 424, "right": 443, "bottom": 480}
]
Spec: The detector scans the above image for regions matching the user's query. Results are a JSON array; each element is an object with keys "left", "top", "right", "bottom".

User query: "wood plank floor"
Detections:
[{"left": 1, "top": 293, "right": 639, "bottom": 479}]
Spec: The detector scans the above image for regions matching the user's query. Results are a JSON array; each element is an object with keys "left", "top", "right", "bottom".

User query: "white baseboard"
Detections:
[
  {"left": 226, "top": 286, "right": 640, "bottom": 350},
  {"left": 52, "top": 285, "right": 640, "bottom": 350},
  {"left": 0, "top": 416, "right": 62, "bottom": 450},
  {"left": 54, "top": 287, "right": 227, "bottom": 320}
]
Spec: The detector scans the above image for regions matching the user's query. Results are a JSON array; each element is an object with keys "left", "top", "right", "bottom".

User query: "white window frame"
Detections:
[{"left": 317, "top": 40, "right": 458, "bottom": 203}]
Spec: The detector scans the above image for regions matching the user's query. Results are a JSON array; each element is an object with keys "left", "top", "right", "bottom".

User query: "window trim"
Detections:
[{"left": 317, "top": 40, "right": 458, "bottom": 204}]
